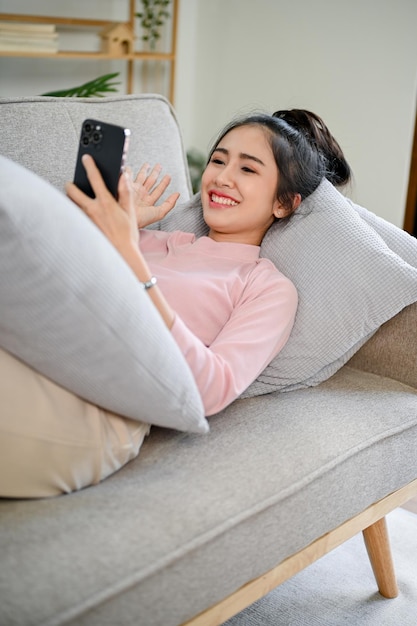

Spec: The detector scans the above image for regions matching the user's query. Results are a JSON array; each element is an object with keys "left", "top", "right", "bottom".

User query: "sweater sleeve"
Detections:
[{"left": 170, "top": 267, "right": 298, "bottom": 416}]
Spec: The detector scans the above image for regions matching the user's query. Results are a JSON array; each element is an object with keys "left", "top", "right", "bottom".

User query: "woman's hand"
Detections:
[
  {"left": 65, "top": 154, "right": 139, "bottom": 253},
  {"left": 132, "top": 163, "right": 180, "bottom": 228},
  {"left": 66, "top": 155, "right": 176, "bottom": 330}
]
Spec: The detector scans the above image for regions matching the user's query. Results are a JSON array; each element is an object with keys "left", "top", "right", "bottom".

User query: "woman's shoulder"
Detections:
[
  {"left": 252, "top": 257, "right": 298, "bottom": 301},
  {"left": 256, "top": 255, "right": 295, "bottom": 282}
]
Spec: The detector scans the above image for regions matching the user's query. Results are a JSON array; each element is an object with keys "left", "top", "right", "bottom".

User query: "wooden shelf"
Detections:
[
  {"left": 0, "top": 50, "right": 175, "bottom": 61},
  {"left": 0, "top": 0, "right": 178, "bottom": 101},
  {"left": 0, "top": 13, "right": 114, "bottom": 28}
]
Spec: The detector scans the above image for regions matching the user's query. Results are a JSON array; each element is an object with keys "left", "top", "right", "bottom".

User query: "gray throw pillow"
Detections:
[
  {"left": 0, "top": 156, "right": 208, "bottom": 434},
  {"left": 348, "top": 199, "right": 417, "bottom": 269},
  {"left": 161, "top": 179, "right": 417, "bottom": 396}
]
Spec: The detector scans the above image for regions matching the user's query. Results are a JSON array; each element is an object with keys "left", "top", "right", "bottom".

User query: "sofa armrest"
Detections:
[{"left": 347, "top": 301, "right": 417, "bottom": 390}]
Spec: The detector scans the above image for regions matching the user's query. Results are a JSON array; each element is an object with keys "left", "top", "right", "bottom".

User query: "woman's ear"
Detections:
[
  {"left": 272, "top": 193, "right": 302, "bottom": 219},
  {"left": 292, "top": 193, "right": 302, "bottom": 211}
]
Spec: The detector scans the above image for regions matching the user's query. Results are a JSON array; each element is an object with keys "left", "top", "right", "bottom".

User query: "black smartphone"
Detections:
[{"left": 73, "top": 119, "right": 130, "bottom": 199}]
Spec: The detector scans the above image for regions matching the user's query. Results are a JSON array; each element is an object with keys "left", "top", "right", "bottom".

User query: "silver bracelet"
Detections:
[{"left": 141, "top": 276, "right": 157, "bottom": 290}]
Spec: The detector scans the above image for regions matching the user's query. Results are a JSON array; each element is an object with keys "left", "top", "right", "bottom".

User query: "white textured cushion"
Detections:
[
  {"left": 161, "top": 179, "right": 417, "bottom": 395},
  {"left": 0, "top": 155, "right": 208, "bottom": 434},
  {"left": 348, "top": 199, "right": 417, "bottom": 269}
]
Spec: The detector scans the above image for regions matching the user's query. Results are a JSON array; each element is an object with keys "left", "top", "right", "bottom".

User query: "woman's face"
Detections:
[{"left": 201, "top": 125, "right": 286, "bottom": 245}]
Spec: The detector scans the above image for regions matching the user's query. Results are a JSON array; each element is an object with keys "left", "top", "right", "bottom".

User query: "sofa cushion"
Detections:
[
  {"left": 161, "top": 180, "right": 417, "bottom": 395},
  {"left": 0, "top": 155, "right": 207, "bottom": 434},
  {"left": 1, "top": 367, "right": 416, "bottom": 625}
]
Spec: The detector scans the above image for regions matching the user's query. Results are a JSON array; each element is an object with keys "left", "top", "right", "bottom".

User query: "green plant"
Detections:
[
  {"left": 135, "top": 0, "right": 171, "bottom": 50},
  {"left": 42, "top": 72, "right": 120, "bottom": 98},
  {"left": 186, "top": 148, "right": 206, "bottom": 194}
]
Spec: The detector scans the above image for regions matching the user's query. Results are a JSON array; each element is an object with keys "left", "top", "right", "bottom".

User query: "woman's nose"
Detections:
[{"left": 215, "top": 165, "right": 234, "bottom": 188}]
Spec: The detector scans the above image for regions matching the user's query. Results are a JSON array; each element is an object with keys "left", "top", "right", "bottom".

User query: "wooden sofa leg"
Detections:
[{"left": 362, "top": 517, "right": 399, "bottom": 598}]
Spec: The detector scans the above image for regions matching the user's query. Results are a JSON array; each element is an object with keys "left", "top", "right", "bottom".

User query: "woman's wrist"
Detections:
[
  {"left": 119, "top": 240, "right": 151, "bottom": 281},
  {"left": 141, "top": 276, "right": 157, "bottom": 290},
  {"left": 121, "top": 243, "right": 175, "bottom": 329}
]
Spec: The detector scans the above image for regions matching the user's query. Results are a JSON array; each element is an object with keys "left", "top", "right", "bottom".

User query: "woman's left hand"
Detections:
[
  {"left": 131, "top": 163, "right": 180, "bottom": 228},
  {"left": 66, "top": 154, "right": 139, "bottom": 253}
]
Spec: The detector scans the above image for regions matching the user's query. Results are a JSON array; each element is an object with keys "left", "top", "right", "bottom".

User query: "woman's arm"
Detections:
[
  {"left": 170, "top": 268, "right": 298, "bottom": 415},
  {"left": 65, "top": 154, "right": 175, "bottom": 329}
]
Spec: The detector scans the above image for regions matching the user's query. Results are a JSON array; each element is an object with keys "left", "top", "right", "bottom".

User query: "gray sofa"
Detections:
[{"left": 0, "top": 94, "right": 417, "bottom": 626}]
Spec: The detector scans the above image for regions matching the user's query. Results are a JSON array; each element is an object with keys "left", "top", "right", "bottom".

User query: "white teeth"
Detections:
[{"left": 211, "top": 193, "right": 238, "bottom": 206}]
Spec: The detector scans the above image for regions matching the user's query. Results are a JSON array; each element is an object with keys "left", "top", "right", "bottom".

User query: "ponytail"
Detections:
[{"left": 272, "top": 109, "right": 351, "bottom": 187}]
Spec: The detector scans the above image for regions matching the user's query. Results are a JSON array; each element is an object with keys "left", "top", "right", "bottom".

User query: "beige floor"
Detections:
[{"left": 402, "top": 495, "right": 417, "bottom": 514}]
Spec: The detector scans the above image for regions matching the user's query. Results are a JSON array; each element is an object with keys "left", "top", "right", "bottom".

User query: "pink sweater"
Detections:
[{"left": 140, "top": 230, "right": 298, "bottom": 416}]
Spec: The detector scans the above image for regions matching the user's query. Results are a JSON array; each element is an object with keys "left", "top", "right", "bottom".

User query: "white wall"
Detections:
[
  {"left": 175, "top": 0, "right": 417, "bottom": 227},
  {"left": 1, "top": 0, "right": 417, "bottom": 227}
]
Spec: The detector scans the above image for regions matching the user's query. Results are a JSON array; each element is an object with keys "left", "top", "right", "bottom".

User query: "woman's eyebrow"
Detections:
[
  {"left": 213, "top": 147, "right": 265, "bottom": 166},
  {"left": 240, "top": 152, "right": 265, "bottom": 166}
]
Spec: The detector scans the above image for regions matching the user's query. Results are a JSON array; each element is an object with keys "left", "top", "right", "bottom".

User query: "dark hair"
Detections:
[
  {"left": 273, "top": 109, "right": 352, "bottom": 188},
  {"left": 208, "top": 109, "right": 351, "bottom": 216}
]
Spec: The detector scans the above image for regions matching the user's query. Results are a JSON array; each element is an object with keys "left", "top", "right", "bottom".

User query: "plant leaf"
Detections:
[{"left": 41, "top": 72, "right": 120, "bottom": 98}]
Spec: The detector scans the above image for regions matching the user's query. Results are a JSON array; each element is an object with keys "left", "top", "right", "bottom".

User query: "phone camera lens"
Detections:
[
  {"left": 82, "top": 135, "right": 89, "bottom": 146},
  {"left": 92, "top": 131, "right": 102, "bottom": 144},
  {"left": 83, "top": 122, "right": 93, "bottom": 134}
]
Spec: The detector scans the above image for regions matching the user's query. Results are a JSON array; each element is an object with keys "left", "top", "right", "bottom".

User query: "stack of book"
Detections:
[{"left": 0, "top": 21, "right": 59, "bottom": 53}]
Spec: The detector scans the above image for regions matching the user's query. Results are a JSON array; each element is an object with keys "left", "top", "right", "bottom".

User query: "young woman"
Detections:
[
  {"left": 66, "top": 109, "right": 351, "bottom": 418},
  {"left": 2, "top": 109, "right": 351, "bottom": 497}
]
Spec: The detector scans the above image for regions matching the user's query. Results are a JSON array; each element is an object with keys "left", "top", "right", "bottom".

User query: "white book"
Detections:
[
  {"left": 0, "top": 28, "right": 58, "bottom": 44},
  {"left": 0, "top": 40, "right": 58, "bottom": 53},
  {"left": 0, "top": 31, "right": 58, "bottom": 42},
  {"left": 0, "top": 21, "right": 56, "bottom": 34}
]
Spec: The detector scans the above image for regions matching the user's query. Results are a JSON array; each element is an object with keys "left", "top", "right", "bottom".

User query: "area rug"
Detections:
[{"left": 224, "top": 507, "right": 417, "bottom": 626}]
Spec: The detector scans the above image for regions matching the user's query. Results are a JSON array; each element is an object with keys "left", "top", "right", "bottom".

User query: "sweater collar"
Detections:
[{"left": 194, "top": 236, "right": 261, "bottom": 261}]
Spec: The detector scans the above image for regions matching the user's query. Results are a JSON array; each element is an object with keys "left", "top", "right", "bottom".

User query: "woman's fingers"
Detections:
[
  {"left": 159, "top": 192, "right": 180, "bottom": 219},
  {"left": 66, "top": 155, "right": 110, "bottom": 207},
  {"left": 81, "top": 154, "right": 111, "bottom": 199},
  {"left": 144, "top": 164, "right": 162, "bottom": 191},
  {"left": 135, "top": 163, "right": 162, "bottom": 190},
  {"left": 134, "top": 163, "right": 173, "bottom": 199},
  {"left": 118, "top": 169, "right": 134, "bottom": 215},
  {"left": 134, "top": 163, "right": 149, "bottom": 186},
  {"left": 129, "top": 162, "right": 180, "bottom": 227},
  {"left": 66, "top": 156, "right": 139, "bottom": 252},
  {"left": 65, "top": 179, "right": 88, "bottom": 209},
  {"left": 66, "top": 154, "right": 114, "bottom": 221}
]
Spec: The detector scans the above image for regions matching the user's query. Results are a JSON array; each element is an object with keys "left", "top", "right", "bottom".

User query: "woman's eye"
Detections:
[
  {"left": 242, "top": 166, "right": 255, "bottom": 173},
  {"left": 211, "top": 158, "right": 224, "bottom": 165}
]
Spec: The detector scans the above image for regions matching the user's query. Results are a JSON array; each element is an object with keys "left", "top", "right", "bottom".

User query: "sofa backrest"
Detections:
[
  {"left": 347, "top": 300, "right": 417, "bottom": 390},
  {"left": 0, "top": 94, "right": 192, "bottom": 201}
]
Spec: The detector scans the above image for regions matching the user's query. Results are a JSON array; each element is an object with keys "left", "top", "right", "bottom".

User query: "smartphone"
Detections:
[{"left": 73, "top": 119, "right": 130, "bottom": 199}]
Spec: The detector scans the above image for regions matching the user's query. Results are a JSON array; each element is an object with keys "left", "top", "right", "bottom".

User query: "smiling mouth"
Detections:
[{"left": 210, "top": 192, "right": 239, "bottom": 207}]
